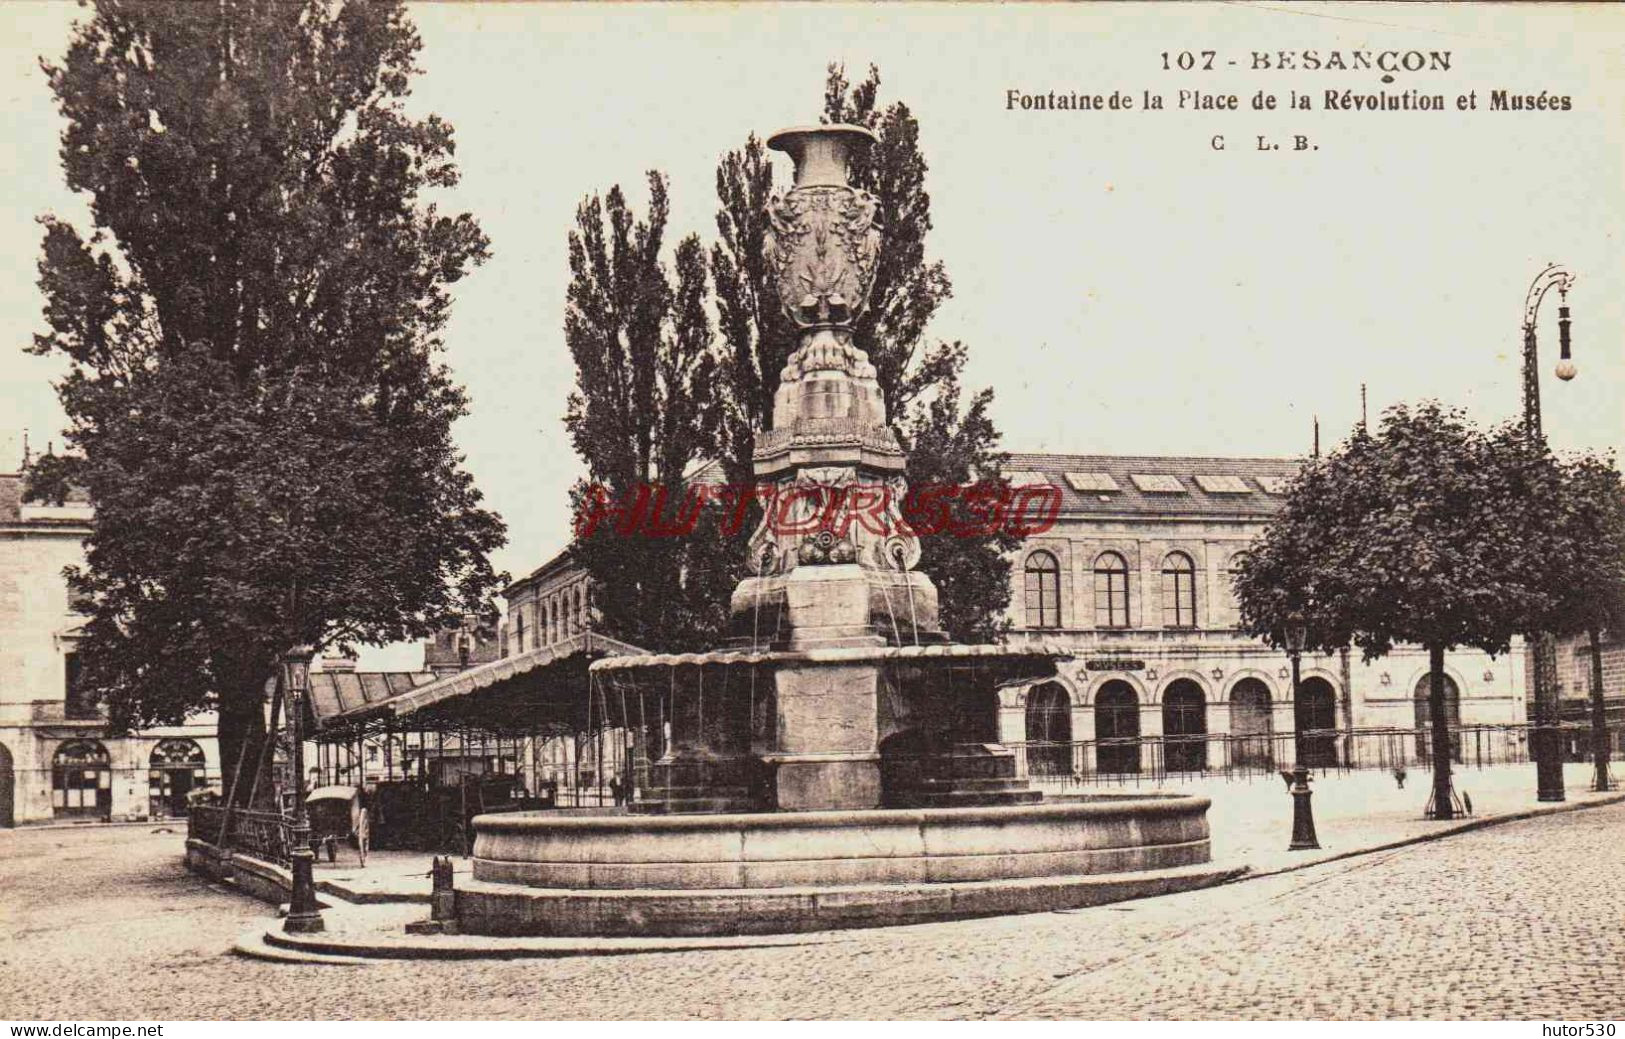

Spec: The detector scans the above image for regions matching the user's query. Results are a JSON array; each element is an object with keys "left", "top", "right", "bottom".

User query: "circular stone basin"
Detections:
[
  {"left": 473, "top": 794, "right": 1210, "bottom": 890},
  {"left": 457, "top": 794, "right": 1230, "bottom": 937}
]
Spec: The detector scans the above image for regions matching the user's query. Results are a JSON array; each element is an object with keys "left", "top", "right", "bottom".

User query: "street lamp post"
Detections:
[
  {"left": 1286, "top": 610, "right": 1320, "bottom": 851},
  {"left": 1589, "top": 628, "right": 1614, "bottom": 792},
  {"left": 1522, "top": 264, "right": 1575, "bottom": 804},
  {"left": 282, "top": 644, "right": 324, "bottom": 934}
]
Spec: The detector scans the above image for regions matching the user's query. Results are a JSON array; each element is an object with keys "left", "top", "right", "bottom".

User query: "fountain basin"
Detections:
[{"left": 458, "top": 793, "right": 1231, "bottom": 936}]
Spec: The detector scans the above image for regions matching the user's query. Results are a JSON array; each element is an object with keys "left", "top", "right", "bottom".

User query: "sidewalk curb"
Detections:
[
  {"left": 1, "top": 819, "right": 185, "bottom": 834},
  {"left": 1231, "top": 789, "right": 1625, "bottom": 883},
  {"left": 246, "top": 921, "right": 858, "bottom": 962}
]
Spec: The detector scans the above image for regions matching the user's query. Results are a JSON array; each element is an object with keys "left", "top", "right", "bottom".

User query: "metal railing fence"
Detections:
[{"left": 1008, "top": 722, "right": 1615, "bottom": 787}]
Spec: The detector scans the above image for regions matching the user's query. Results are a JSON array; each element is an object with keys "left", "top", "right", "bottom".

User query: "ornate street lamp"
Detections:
[
  {"left": 282, "top": 644, "right": 324, "bottom": 934},
  {"left": 1285, "top": 610, "right": 1320, "bottom": 851},
  {"left": 1523, "top": 263, "right": 1575, "bottom": 803}
]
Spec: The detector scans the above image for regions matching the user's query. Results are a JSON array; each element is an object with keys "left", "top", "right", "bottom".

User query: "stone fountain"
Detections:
[{"left": 459, "top": 125, "right": 1236, "bottom": 937}]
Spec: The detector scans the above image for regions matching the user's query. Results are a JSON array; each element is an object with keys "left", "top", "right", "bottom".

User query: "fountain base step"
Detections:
[{"left": 888, "top": 778, "right": 1045, "bottom": 809}]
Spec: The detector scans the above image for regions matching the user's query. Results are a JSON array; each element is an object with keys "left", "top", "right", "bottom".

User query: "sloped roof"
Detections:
[
  {"left": 1003, "top": 453, "right": 1305, "bottom": 519},
  {"left": 308, "top": 669, "right": 437, "bottom": 723}
]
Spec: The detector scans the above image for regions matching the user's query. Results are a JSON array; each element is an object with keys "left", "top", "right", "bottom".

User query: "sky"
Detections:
[{"left": 1, "top": 2, "right": 1622, "bottom": 669}]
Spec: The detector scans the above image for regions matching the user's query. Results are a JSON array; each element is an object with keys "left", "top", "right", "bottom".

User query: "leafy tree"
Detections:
[
  {"left": 564, "top": 174, "right": 727, "bottom": 651},
  {"left": 904, "top": 374, "right": 1019, "bottom": 642},
  {"left": 708, "top": 64, "right": 1014, "bottom": 642},
  {"left": 28, "top": 0, "right": 505, "bottom": 805},
  {"left": 1234, "top": 402, "right": 1564, "bottom": 819}
]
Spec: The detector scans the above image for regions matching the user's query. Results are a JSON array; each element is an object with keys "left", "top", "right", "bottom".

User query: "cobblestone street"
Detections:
[{"left": 3, "top": 803, "right": 1623, "bottom": 1020}]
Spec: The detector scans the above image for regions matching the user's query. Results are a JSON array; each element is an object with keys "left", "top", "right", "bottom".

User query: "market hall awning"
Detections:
[{"left": 312, "top": 631, "right": 650, "bottom": 740}]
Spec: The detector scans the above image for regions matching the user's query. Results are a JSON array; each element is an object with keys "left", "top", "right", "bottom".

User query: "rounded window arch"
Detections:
[
  {"left": 515, "top": 609, "right": 527, "bottom": 653},
  {"left": 1093, "top": 552, "right": 1130, "bottom": 629},
  {"left": 1228, "top": 677, "right": 1274, "bottom": 769},
  {"left": 1413, "top": 672, "right": 1462, "bottom": 763},
  {"left": 1024, "top": 550, "right": 1062, "bottom": 629},
  {"left": 52, "top": 739, "right": 111, "bottom": 819},
  {"left": 149, "top": 738, "right": 207, "bottom": 819},
  {"left": 1161, "top": 551, "right": 1197, "bottom": 629},
  {"left": 1094, "top": 680, "right": 1141, "bottom": 774}
]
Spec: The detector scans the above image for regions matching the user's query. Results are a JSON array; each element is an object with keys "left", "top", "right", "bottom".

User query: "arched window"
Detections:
[
  {"left": 1024, "top": 551, "right": 1062, "bottom": 629},
  {"left": 149, "top": 738, "right": 206, "bottom": 819},
  {"left": 1093, "top": 552, "right": 1130, "bottom": 628},
  {"left": 52, "top": 739, "right": 111, "bottom": 819},
  {"left": 0, "top": 741, "right": 14, "bottom": 829},
  {"left": 1161, "top": 552, "right": 1197, "bottom": 629},
  {"left": 1297, "top": 677, "right": 1339, "bottom": 767},
  {"left": 1229, "top": 678, "right": 1274, "bottom": 769},
  {"left": 515, "top": 610, "right": 526, "bottom": 653},
  {"left": 1024, "top": 682, "right": 1073, "bottom": 776},
  {"left": 1094, "top": 681, "right": 1141, "bottom": 774}
]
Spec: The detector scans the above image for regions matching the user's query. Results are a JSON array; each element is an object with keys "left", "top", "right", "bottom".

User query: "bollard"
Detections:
[{"left": 406, "top": 855, "right": 459, "bottom": 935}]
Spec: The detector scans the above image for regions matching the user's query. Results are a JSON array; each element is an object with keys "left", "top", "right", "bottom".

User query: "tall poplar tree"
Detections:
[
  {"left": 563, "top": 174, "right": 728, "bottom": 651},
  {"left": 28, "top": 1, "right": 506, "bottom": 803}
]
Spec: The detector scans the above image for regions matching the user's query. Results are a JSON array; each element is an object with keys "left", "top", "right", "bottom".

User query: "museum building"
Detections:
[{"left": 992, "top": 452, "right": 1526, "bottom": 776}]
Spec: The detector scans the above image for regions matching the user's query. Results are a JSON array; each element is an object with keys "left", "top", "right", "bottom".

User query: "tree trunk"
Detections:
[
  {"left": 1427, "top": 644, "right": 1455, "bottom": 820},
  {"left": 1590, "top": 627, "right": 1612, "bottom": 792}
]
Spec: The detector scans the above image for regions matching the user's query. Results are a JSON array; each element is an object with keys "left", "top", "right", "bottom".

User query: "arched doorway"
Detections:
[
  {"left": 1025, "top": 682, "right": 1073, "bottom": 776},
  {"left": 1094, "top": 681, "right": 1141, "bottom": 774},
  {"left": 1296, "top": 677, "right": 1339, "bottom": 767},
  {"left": 1023, "top": 551, "right": 1062, "bottom": 629},
  {"left": 52, "top": 739, "right": 111, "bottom": 820},
  {"left": 1228, "top": 678, "right": 1274, "bottom": 768},
  {"left": 1162, "top": 680, "right": 1208, "bottom": 773},
  {"left": 0, "top": 742, "right": 13, "bottom": 828},
  {"left": 1413, "top": 673, "right": 1462, "bottom": 763},
  {"left": 149, "top": 738, "right": 206, "bottom": 818}
]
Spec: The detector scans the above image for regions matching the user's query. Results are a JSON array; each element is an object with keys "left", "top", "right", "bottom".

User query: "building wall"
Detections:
[
  {"left": 1001, "top": 508, "right": 1526, "bottom": 767},
  {"left": 0, "top": 494, "right": 217, "bottom": 826}
]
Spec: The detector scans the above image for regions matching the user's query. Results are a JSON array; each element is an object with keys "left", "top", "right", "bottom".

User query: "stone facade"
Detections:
[
  {"left": 1545, "top": 631, "right": 1625, "bottom": 757},
  {"left": 499, "top": 553, "right": 591, "bottom": 660},
  {"left": 0, "top": 473, "right": 218, "bottom": 826}
]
